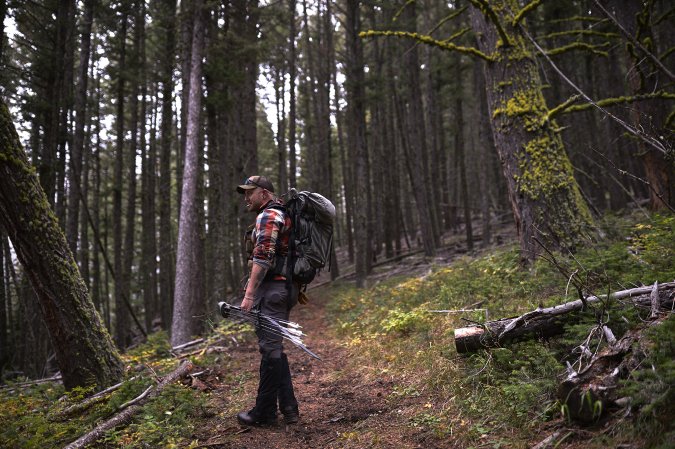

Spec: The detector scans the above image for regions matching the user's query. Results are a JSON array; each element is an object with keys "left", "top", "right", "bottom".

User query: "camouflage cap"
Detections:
[{"left": 236, "top": 175, "right": 275, "bottom": 194}]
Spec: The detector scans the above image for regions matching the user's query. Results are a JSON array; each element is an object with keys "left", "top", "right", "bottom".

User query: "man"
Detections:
[{"left": 235, "top": 175, "right": 299, "bottom": 426}]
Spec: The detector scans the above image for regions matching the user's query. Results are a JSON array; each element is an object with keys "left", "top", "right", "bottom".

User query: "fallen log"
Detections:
[
  {"left": 454, "top": 282, "right": 675, "bottom": 353},
  {"left": 64, "top": 360, "right": 194, "bottom": 449}
]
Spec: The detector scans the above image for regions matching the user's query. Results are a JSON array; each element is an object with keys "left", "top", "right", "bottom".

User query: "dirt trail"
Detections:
[{"left": 192, "top": 284, "right": 439, "bottom": 449}]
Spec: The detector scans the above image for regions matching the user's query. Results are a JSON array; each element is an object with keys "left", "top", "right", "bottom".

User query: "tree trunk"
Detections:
[
  {"left": 113, "top": 8, "right": 130, "bottom": 348},
  {"left": 158, "top": 0, "right": 177, "bottom": 332},
  {"left": 122, "top": 2, "right": 142, "bottom": 343},
  {"left": 469, "top": 3, "right": 594, "bottom": 262},
  {"left": 0, "top": 98, "right": 124, "bottom": 390},
  {"left": 0, "top": 227, "right": 6, "bottom": 369},
  {"left": 139, "top": 3, "right": 157, "bottom": 333},
  {"left": 66, "top": 0, "right": 94, "bottom": 256},
  {"left": 398, "top": 4, "right": 436, "bottom": 257},
  {"left": 454, "top": 60, "right": 473, "bottom": 252},
  {"left": 288, "top": 0, "right": 298, "bottom": 188},
  {"left": 90, "top": 62, "right": 104, "bottom": 319},
  {"left": 171, "top": 0, "right": 206, "bottom": 346},
  {"left": 274, "top": 66, "right": 287, "bottom": 192},
  {"left": 474, "top": 59, "right": 494, "bottom": 247},
  {"left": 345, "top": 0, "right": 370, "bottom": 288}
]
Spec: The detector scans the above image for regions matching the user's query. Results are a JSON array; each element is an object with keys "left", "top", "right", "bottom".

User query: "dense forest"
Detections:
[{"left": 0, "top": 0, "right": 673, "bottom": 446}]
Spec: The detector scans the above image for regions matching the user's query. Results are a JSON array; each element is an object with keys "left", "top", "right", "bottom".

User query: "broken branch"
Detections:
[
  {"left": 454, "top": 282, "right": 675, "bottom": 353},
  {"left": 64, "top": 360, "right": 194, "bottom": 449}
]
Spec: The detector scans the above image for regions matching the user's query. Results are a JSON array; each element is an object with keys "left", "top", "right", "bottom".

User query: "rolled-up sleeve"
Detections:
[{"left": 252, "top": 208, "right": 285, "bottom": 269}]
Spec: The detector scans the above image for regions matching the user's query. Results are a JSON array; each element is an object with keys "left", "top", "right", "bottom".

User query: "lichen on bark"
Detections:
[{"left": 0, "top": 99, "right": 124, "bottom": 391}]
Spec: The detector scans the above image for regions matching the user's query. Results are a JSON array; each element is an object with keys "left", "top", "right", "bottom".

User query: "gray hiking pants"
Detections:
[{"left": 254, "top": 280, "right": 298, "bottom": 359}]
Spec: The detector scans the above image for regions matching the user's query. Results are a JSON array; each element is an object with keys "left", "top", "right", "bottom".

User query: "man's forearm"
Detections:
[{"left": 242, "top": 262, "right": 268, "bottom": 311}]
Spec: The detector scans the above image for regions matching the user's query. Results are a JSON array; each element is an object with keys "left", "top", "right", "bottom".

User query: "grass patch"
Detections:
[{"left": 326, "top": 213, "right": 675, "bottom": 448}]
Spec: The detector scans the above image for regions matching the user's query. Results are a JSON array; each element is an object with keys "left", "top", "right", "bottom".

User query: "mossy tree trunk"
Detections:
[
  {"left": 469, "top": 2, "right": 593, "bottom": 261},
  {"left": 0, "top": 99, "right": 124, "bottom": 391}
]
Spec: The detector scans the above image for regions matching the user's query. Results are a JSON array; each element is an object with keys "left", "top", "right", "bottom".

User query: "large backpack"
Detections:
[{"left": 277, "top": 189, "right": 335, "bottom": 286}]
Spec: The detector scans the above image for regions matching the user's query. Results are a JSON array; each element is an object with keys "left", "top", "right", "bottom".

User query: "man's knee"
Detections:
[{"left": 259, "top": 345, "right": 282, "bottom": 360}]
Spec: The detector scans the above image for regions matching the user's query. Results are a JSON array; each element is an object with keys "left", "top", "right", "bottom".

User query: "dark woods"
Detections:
[{"left": 0, "top": 0, "right": 672, "bottom": 389}]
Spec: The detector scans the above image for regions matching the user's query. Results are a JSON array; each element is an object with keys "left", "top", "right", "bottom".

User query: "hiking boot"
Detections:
[
  {"left": 237, "top": 409, "right": 278, "bottom": 426},
  {"left": 278, "top": 353, "right": 299, "bottom": 424},
  {"left": 281, "top": 405, "right": 299, "bottom": 424},
  {"left": 238, "top": 357, "right": 282, "bottom": 427}
]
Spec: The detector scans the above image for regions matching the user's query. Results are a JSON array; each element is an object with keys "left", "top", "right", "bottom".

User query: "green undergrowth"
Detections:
[
  {"left": 0, "top": 213, "right": 672, "bottom": 448},
  {"left": 327, "top": 213, "right": 675, "bottom": 448},
  {"left": 0, "top": 321, "right": 251, "bottom": 449}
]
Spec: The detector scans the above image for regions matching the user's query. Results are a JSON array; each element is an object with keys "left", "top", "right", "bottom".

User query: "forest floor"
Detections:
[
  {"left": 189, "top": 227, "right": 527, "bottom": 449},
  {"left": 193, "top": 288, "right": 425, "bottom": 449},
  {"left": 3, "top": 216, "right": 672, "bottom": 449}
]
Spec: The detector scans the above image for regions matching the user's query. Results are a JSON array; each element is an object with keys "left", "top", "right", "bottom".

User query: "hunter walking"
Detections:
[{"left": 236, "top": 175, "right": 300, "bottom": 426}]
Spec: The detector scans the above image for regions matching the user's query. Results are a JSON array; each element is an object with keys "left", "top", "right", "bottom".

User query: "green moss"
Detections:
[
  {"left": 515, "top": 134, "right": 575, "bottom": 199},
  {"left": 359, "top": 30, "right": 494, "bottom": 61},
  {"left": 545, "top": 41, "right": 610, "bottom": 57},
  {"left": 492, "top": 87, "right": 547, "bottom": 131}
]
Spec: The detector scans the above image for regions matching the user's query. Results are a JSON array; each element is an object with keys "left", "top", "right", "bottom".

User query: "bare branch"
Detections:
[
  {"left": 425, "top": 6, "right": 468, "bottom": 36},
  {"left": 545, "top": 41, "right": 609, "bottom": 57},
  {"left": 519, "top": 24, "right": 671, "bottom": 157},
  {"left": 512, "top": 0, "right": 543, "bottom": 26},
  {"left": 548, "top": 91, "right": 675, "bottom": 119},
  {"left": 118, "top": 385, "right": 153, "bottom": 410},
  {"left": 359, "top": 30, "right": 493, "bottom": 61},
  {"left": 590, "top": 147, "right": 675, "bottom": 213},
  {"left": 547, "top": 94, "right": 582, "bottom": 121},
  {"left": 64, "top": 361, "right": 194, "bottom": 449},
  {"left": 539, "top": 29, "right": 618, "bottom": 40},
  {"left": 593, "top": 0, "right": 675, "bottom": 82}
]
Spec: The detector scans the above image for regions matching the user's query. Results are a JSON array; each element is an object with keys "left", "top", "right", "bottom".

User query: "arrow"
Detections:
[{"left": 218, "top": 302, "right": 322, "bottom": 360}]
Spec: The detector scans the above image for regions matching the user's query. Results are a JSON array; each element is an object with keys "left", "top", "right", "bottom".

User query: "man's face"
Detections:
[{"left": 244, "top": 187, "right": 266, "bottom": 212}]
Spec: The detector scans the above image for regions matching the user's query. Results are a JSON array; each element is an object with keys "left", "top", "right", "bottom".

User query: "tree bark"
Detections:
[
  {"left": 158, "top": 0, "right": 177, "bottom": 332},
  {"left": 138, "top": 2, "right": 157, "bottom": 333},
  {"left": 113, "top": 7, "right": 130, "bottom": 349},
  {"left": 469, "top": 2, "right": 594, "bottom": 262},
  {"left": 397, "top": 4, "right": 436, "bottom": 257},
  {"left": 0, "top": 227, "right": 6, "bottom": 369},
  {"left": 66, "top": 0, "right": 94, "bottom": 256},
  {"left": 454, "top": 60, "right": 473, "bottom": 252},
  {"left": 288, "top": 0, "right": 298, "bottom": 188},
  {"left": 122, "top": 1, "right": 142, "bottom": 343},
  {"left": 171, "top": 0, "right": 207, "bottom": 346},
  {"left": 345, "top": 0, "right": 370, "bottom": 288},
  {"left": 0, "top": 98, "right": 124, "bottom": 390}
]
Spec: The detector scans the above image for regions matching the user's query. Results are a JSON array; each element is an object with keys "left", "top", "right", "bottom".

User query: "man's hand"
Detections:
[{"left": 241, "top": 295, "right": 255, "bottom": 312}]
